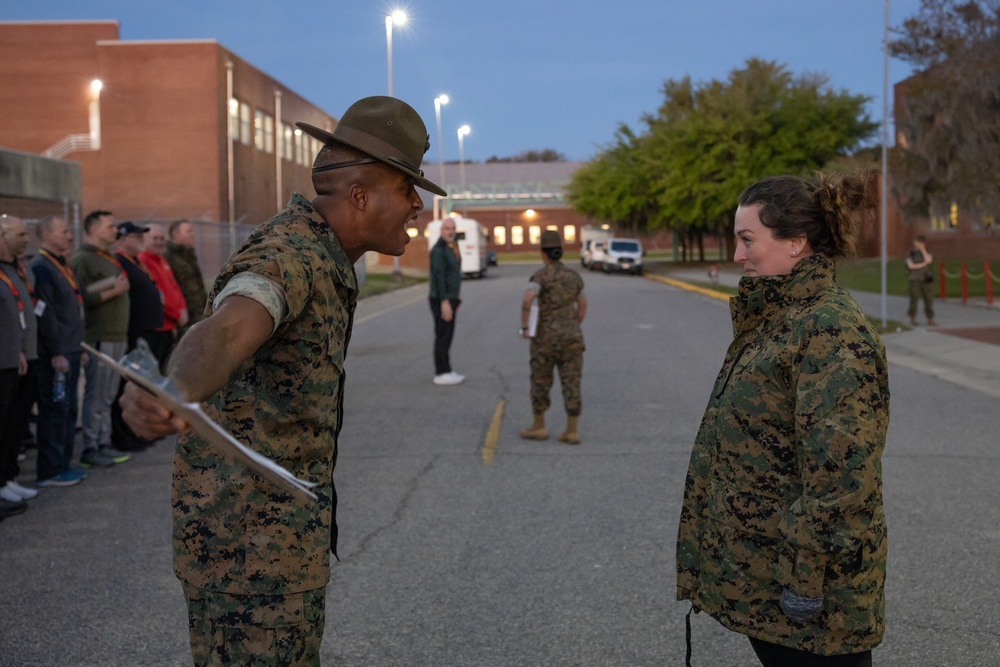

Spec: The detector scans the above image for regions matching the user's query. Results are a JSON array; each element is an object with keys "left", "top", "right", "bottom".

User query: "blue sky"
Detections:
[{"left": 4, "top": 0, "right": 924, "bottom": 162}]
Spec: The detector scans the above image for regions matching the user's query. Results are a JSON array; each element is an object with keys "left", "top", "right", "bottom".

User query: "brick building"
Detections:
[{"left": 0, "top": 20, "right": 336, "bottom": 277}]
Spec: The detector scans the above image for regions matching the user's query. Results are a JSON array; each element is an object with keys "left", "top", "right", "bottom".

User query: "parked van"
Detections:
[
  {"left": 425, "top": 216, "right": 490, "bottom": 278},
  {"left": 591, "top": 237, "right": 643, "bottom": 275},
  {"left": 580, "top": 225, "right": 612, "bottom": 268}
]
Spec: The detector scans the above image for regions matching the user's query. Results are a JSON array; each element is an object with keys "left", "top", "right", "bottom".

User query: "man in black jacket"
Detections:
[{"left": 30, "top": 216, "right": 90, "bottom": 487}]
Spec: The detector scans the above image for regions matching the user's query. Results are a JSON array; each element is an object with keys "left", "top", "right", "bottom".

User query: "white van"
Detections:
[
  {"left": 425, "top": 216, "right": 489, "bottom": 278},
  {"left": 592, "top": 237, "right": 643, "bottom": 275}
]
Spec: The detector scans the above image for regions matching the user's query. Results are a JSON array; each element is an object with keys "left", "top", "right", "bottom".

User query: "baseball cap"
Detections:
[{"left": 117, "top": 221, "right": 150, "bottom": 238}]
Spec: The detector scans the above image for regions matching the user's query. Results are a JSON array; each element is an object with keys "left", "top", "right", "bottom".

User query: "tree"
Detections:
[
  {"left": 565, "top": 126, "right": 654, "bottom": 233},
  {"left": 568, "top": 59, "right": 878, "bottom": 260},
  {"left": 888, "top": 0, "right": 1000, "bottom": 224},
  {"left": 485, "top": 149, "right": 566, "bottom": 163}
]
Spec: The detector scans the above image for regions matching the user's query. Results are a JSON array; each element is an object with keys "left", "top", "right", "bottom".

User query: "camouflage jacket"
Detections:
[
  {"left": 172, "top": 193, "right": 357, "bottom": 595},
  {"left": 676, "top": 254, "right": 889, "bottom": 655},
  {"left": 529, "top": 260, "right": 585, "bottom": 348},
  {"left": 165, "top": 241, "right": 208, "bottom": 325}
]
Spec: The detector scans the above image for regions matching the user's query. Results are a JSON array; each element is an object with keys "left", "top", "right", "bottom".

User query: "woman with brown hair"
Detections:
[{"left": 677, "top": 173, "right": 890, "bottom": 666}]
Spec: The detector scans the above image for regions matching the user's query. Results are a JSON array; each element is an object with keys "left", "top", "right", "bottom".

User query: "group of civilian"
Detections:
[{"left": 0, "top": 211, "right": 206, "bottom": 520}]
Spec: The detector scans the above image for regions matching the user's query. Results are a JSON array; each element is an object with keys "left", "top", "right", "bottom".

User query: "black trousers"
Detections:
[
  {"left": 0, "top": 367, "right": 21, "bottom": 484},
  {"left": 429, "top": 298, "right": 457, "bottom": 375},
  {"left": 749, "top": 638, "right": 873, "bottom": 667}
]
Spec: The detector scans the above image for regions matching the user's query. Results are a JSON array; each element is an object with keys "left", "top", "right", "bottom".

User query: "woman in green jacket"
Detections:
[{"left": 677, "top": 173, "right": 889, "bottom": 666}]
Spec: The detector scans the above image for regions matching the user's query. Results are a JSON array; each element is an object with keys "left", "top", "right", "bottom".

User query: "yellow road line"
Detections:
[
  {"left": 644, "top": 273, "right": 732, "bottom": 302},
  {"left": 482, "top": 398, "right": 505, "bottom": 465}
]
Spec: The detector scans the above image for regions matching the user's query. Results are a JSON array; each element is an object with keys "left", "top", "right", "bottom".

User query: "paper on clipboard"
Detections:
[
  {"left": 82, "top": 341, "right": 318, "bottom": 501},
  {"left": 527, "top": 302, "right": 539, "bottom": 338}
]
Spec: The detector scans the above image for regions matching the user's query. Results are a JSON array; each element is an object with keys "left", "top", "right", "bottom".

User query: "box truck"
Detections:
[{"left": 425, "top": 216, "right": 490, "bottom": 278}]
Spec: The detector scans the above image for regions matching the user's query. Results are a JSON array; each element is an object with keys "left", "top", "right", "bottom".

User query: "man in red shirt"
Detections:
[{"left": 138, "top": 223, "right": 189, "bottom": 370}]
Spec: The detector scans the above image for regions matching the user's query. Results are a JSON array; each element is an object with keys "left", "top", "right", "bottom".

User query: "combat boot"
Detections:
[
  {"left": 557, "top": 415, "right": 581, "bottom": 445},
  {"left": 519, "top": 413, "right": 548, "bottom": 440}
]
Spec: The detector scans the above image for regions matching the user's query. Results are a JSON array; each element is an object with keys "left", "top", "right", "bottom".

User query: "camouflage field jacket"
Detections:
[
  {"left": 529, "top": 260, "right": 585, "bottom": 349},
  {"left": 173, "top": 193, "right": 357, "bottom": 595},
  {"left": 676, "top": 254, "right": 889, "bottom": 655}
]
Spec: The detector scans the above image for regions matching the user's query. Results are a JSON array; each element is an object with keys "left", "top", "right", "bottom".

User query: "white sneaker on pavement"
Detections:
[
  {"left": 4, "top": 480, "right": 39, "bottom": 500},
  {"left": 433, "top": 372, "right": 465, "bottom": 385}
]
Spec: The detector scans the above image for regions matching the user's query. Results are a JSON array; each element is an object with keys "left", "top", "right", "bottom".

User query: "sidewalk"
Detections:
[{"left": 653, "top": 265, "right": 1000, "bottom": 399}]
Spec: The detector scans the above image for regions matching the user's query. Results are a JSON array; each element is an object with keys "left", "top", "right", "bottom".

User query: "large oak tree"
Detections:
[{"left": 568, "top": 59, "right": 878, "bottom": 259}]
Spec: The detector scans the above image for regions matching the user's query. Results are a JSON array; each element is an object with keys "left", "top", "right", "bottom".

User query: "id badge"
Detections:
[
  {"left": 34, "top": 300, "right": 47, "bottom": 318},
  {"left": 19, "top": 310, "right": 26, "bottom": 329}
]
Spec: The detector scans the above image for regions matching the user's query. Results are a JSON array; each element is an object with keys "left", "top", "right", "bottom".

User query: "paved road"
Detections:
[{"left": 2, "top": 262, "right": 998, "bottom": 665}]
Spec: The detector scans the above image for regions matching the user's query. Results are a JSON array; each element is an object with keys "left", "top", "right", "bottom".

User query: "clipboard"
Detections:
[{"left": 82, "top": 341, "right": 318, "bottom": 501}]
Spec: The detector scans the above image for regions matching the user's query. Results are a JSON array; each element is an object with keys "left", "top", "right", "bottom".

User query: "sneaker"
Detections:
[
  {"left": 100, "top": 446, "right": 132, "bottom": 464},
  {"left": 433, "top": 372, "right": 465, "bottom": 386},
  {"left": 79, "top": 448, "right": 117, "bottom": 468},
  {"left": 36, "top": 470, "right": 85, "bottom": 488},
  {"left": 4, "top": 480, "right": 39, "bottom": 500},
  {"left": 0, "top": 498, "right": 28, "bottom": 519}
]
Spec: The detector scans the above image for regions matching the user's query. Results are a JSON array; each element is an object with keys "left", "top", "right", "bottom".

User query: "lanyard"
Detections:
[
  {"left": 0, "top": 269, "right": 26, "bottom": 329},
  {"left": 120, "top": 253, "right": 154, "bottom": 281},
  {"left": 95, "top": 248, "right": 124, "bottom": 271},
  {"left": 39, "top": 249, "right": 83, "bottom": 304},
  {"left": 14, "top": 260, "right": 36, "bottom": 304}
]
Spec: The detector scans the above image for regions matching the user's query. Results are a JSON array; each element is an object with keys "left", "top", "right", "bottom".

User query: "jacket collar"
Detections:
[{"left": 730, "top": 254, "right": 836, "bottom": 335}]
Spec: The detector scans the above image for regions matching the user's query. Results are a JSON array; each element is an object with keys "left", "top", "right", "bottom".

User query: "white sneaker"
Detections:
[
  {"left": 433, "top": 372, "right": 465, "bottom": 385},
  {"left": 7, "top": 480, "right": 39, "bottom": 500}
]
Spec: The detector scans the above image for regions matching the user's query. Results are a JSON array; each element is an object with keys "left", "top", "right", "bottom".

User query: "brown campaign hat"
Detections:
[
  {"left": 296, "top": 96, "right": 447, "bottom": 197},
  {"left": 540, "top": 230, "right": 562, "bottom": 249}
]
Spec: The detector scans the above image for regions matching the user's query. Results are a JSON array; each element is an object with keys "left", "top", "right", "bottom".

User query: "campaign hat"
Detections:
[
  {"left": 296, "top": 96, "right": 447, "bottom": 197},
  {"left": 540, "top": 230, "right": 562, "bottom": 249}
]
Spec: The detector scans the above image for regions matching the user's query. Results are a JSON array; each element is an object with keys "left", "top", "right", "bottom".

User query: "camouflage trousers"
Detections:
[
  {"left": 184, "top": 585, "right": 326, "bottom": 666},
  {"left": 529, "top": 339, "right": 583, "bottom": 416},
  {"left": 907, "top": 278, "right": 935, "bottom": 320}
]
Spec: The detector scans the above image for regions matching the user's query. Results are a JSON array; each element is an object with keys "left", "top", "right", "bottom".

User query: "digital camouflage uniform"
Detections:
[
  {"left": 528, "top": 261, "right": 585, "bottom": 416},
  {"left": 165, "top": 240, "right": 208, "bottom": 328},
  {"left": 173, "top": 193, "right": 356, "bottom": 665},
  {"left": 676, "top": 254, "right": 889, "bottom": 656}
]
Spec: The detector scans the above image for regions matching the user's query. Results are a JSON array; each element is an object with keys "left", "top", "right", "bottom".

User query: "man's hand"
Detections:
[
  {"left": 51, "top": 355, "right": 70, "bottom": 373},
  {"left": 119, "top": 381, "right": 189, "bottom": 440},
  {"left": 441, "top": 300, "right": 453, "bottom": 322}
]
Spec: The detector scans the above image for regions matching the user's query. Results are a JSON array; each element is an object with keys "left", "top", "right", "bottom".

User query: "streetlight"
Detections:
[
  {"left": 434, "top": 94, "right": 449, "bottom": 189},
  {"left": 385, "top": 10, "right": 407, "bottom": 96},
  {"left": 457, "top": 124, "right": 471, "bottom": 194},
  {"left": 385, "top": 9, "right": 407, "bottom": 277}
]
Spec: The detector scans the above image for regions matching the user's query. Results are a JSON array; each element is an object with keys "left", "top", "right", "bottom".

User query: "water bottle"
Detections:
[{"left": 53, "top": 371, "right": 66, "bottom": 403}]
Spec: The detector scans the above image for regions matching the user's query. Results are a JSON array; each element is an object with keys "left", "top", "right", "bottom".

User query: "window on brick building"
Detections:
[
  {"left": 528, "top": 225, "right": 541, "bottom": 245},
  {"left": 238, "top": 102, "right": 251, "bottom": 145},
  {"left": 493, "top": 226, "right": 506, "bottom": 246},
  {"left": 564, "top": 225, "right": 576, "bottom": 243},
  {"left": 281, "top": 123, "right": 293, "bottom": 161},
  {"left": 511, "top": 226, "right": 524, "bottom": 246},
  {"left": 255, "top": 110, "right": 274, "bottom": 154}
]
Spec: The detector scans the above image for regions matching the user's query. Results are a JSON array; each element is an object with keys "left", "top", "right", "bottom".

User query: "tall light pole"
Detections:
[
  {"left": 385, "top": 9, "right": 407, "bottom": 277},
  {"left": 457, "top": 124, "right": 471, "bottom": 194},
  {"left": 880, "top": 0, "right": 890, "bottom": 330},
  {"left": 385, "top": 10, "right": 407, "bottom": 96},
  {"left": 434, "top": 94, "right": 449, "bottom": 189}
]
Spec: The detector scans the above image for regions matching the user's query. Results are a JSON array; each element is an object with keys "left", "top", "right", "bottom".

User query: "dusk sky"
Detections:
[{"left": 5, "top": 0, "right": 925, "bottom": 163}]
